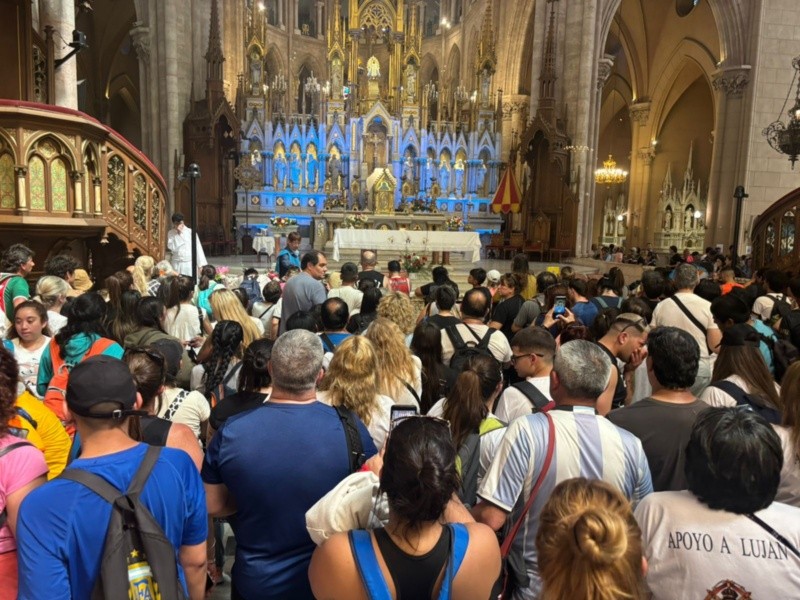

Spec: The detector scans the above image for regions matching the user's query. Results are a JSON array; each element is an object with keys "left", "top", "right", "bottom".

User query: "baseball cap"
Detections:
[
  {"left": 486, "top": 269, "right": 501, "bottom": 284},
  {"left": 66, "top": 355, "right": 143, "bottom": 419},
  {"left": 149, "top": 338, "right": 183, "bottom": 381}
]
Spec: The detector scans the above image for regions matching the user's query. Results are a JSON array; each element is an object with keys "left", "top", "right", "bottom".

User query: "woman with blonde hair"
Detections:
[
  {"left": 34, "top": 275, "right": 71, "bottom": 335},
  {"left": 536, "top": 477, "right": 647, "bottom": 600},
  {"left": 132, "top": 255, "right": 157, "bottom": 296},
  {"left": 364, "top": 317, "right": 422, "bottom": 408},
  {"left": 376, "top": 291, "right": 418, "bottom": 337},
  {"left": 776, "top": 361, "right": 800, "bottom": 507},
  {"left": 209, "top": 288, "right": 262, "bottom": 350},
  {"left": 318, "top": 335, "right": 394, "bottom": 448}
]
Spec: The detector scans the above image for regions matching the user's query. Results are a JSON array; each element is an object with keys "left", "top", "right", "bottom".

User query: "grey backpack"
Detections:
[{"left": 59, "top": 446, "right": 187, "bottom": 600}]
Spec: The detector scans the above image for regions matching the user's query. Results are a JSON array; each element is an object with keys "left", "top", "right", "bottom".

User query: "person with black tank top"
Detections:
[
  {"left": 309, "top": 417, "right": 501, "bottom": 600},
  {"left": 595, "top": 313, "right": 649, "bottom": 414}
]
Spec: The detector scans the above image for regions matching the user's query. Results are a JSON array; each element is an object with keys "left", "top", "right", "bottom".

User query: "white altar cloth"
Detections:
[
  {"left": 332, "top": 229, "right": 482, "bottom": 262},
  {"left": 252, "top": 236, "right": 275, "bottom": 256}
]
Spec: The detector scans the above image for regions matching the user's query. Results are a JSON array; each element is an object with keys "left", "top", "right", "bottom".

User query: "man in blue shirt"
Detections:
[
  {"left": 16, "top": 355, "right": 208, "bottom": 599},
  {"left": 277, "top": 231, "right": 302, "bottom": 278},
  {"left": 319, "top": 297, "right": 352, "bottom": 352},
  {"left": 203, "top": 329, "right": 377, "bottom": 600}
]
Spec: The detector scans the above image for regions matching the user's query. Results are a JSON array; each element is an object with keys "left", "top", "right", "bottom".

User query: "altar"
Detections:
[{"left": 332, "top": 229, "right": 482, "bottom": 262}]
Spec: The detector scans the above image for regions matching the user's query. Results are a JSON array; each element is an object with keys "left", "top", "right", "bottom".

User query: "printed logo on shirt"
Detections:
[
  {"left": 704, "top": 579, "right": 752, "bottom": 600},
  {"left": 667, "top": 531, "right": 792, "bottom": 560}
]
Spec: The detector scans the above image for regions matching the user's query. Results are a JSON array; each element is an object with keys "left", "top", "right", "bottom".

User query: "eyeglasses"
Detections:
[
  {"left": 510, "top": 353, "right": 546, "bottom": 364},
  {"left": 124, "top": 347, "right": 165, "bottom": 368}
]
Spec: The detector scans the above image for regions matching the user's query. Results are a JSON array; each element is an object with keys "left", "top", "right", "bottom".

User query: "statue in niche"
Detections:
[
  {"left": 664, "top": 210, "right": 672, "bottom": 230},
  {"left": 606, "top": 214, "right": 614, "bottom": 235},
  {"left": 249, "top": 49, "right": 262, "bottom": 89},
  {"left": 454, "top": 158, "right": 465, "bottom": 197},
  {"left": 273, "top": 154, "right": 287, "bottom": 189},
  {"left": 439, "top": 161, "right": 450, "bottom": 193},
  {"left": 367, "top": 56, "right": 381, "bottom": 79},
  {"left": 328, "top": 155, "right": 342, "bottom": 190},
  {"left": 480, "top": 68, "right": 491, "bottom": 105},
  {"left": 684, "top": 210, "right": 692, "bottom": 230},
  {"left": 307, "top": 155, "right": 318, "bottom": 188},
  {"left": 402, "top": 152, "right": 415, "bottom": 182},
  {"left": 289, "top": 154, "right": 302, "bottom": 189},
  {"left": 331, "top": 57, "right": 343, "bottom": 99},
  {"left": 404, "top": 64, "right": 417, "bottom": 102},
  {"left": 475, "top": 160, "right": 487, "bottom": 194},
  {"left": 425, "top": 157, "right": 435, "bottom": 189}
]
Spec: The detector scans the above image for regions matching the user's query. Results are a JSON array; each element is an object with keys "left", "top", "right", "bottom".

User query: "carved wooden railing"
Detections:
[
  {"left": 750, "top": 187, "right": 799, "bottom": 273},
  {"left": 0, "top": 100, "right": 167, "bottom": 259}
]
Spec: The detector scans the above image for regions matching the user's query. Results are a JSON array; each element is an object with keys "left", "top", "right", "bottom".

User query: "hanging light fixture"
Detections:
[
  {"left": 595, "top": 88, "right": 628, "bottom": 185},
  {"left": 763, "top": 56, "right": 800, "bottom": 169}
]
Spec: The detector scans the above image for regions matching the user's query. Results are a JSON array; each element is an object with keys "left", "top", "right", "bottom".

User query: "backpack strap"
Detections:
[
  {"left": 395, "top": 376, "right": 421, "bottom": 405},
  {"left": 59, "top": 446, "right": 161, "bottom": 499},
  {"left": 593, "top": 296, "right": 609, "bottom": 310},
  {"left": 163, "top": 390, "right": 190, "bottom": 422},
  {"left": 320, "top": 332, "right": 336, "bottom": 353},
  {"left": 0, "top": 441, "right": 34, "bottom": 529},
  {"left": 511, "top": 381, "right": 554, "bottom": 412},
  {"left": 334, "top": 405, "right": 366, "bottom": 473},
  {"left": 348, "top": 530, "right": 393, "bottom": 600},
  {"left": 461, "top": 323, "right": 485, "bottom": 345},
  {"left": 140, "top": 416, "right": 172, "bottom": 447},
  {"left": 127, "top": 445, "right": 161, "bottom": 494},
  {"left": 49, "top": 337, "right": 65, "bottom": 373},
  {"left": 670, "top": 296, "right": 714, "bottom": 354},
  {"left": 437, "top": 523, "right": 470, "bottom": 600},
  {"left": 444, "top": 325, "right": 468, "bottom": 350},
  {"left": 15, "top": 406, "right": 38, "bottom": 430}
]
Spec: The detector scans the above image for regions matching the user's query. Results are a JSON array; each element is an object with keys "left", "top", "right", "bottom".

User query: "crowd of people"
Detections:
[{"left": 0, "top": 236, "right": 799, "bottom": 600}]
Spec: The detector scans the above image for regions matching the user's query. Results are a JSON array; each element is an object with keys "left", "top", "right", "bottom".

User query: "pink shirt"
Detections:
[{"left": 0, "top": 434, "right": 47, "bottom": 553}]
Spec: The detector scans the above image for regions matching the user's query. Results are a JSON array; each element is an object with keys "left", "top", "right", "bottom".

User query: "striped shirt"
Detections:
[{"left": 477, "top": 406, "right": 653, "bottom": 600}]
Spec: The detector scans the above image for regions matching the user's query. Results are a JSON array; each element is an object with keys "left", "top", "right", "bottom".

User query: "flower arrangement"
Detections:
[
  {"left": 404, "top": 198, "right": 437, "bottom": 214},
  {"left": 445, "top": 215, "right": 465, "bottom": 231},
  {"left": 270, "top": 216, "right": 297, "bottom": 228},
  {"left": 401, "top": 252, "right": 430, "bottom": 274},
  {"left": 213, "top": 266, "right": 230, "bottom": 283},
  {"left": 341, "top": 212, "right": 369, "bottom": 229}
]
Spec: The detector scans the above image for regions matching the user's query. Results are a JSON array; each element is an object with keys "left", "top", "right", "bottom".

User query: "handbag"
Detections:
[{"left": 497, "top": 411, "right": 556, "bottom": 600}]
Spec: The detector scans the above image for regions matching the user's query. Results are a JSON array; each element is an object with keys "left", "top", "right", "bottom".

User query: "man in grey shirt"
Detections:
[{"left": 278, "top": 251, "right": 328, "bottom": 335}]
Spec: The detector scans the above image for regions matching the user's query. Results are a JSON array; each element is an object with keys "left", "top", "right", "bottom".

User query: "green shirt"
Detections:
[{"left": 1, "top": 273, "right": 31, "bottom": 321}]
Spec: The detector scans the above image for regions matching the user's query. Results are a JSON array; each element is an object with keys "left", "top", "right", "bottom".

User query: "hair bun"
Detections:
[{"left": 571, "top": 508, "right": 628, "bottom": 566}]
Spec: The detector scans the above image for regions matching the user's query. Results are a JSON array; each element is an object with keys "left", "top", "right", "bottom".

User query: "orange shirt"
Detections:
[{"left": 720, "top": 282, "right": 744, "bottom": 295}]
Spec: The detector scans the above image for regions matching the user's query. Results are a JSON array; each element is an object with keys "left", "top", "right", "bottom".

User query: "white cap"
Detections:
[{"left": 486, "top": 269, "right": 501, "bottom": 283}]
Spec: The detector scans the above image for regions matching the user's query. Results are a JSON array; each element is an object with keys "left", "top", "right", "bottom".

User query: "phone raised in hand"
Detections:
[
  {"left": 390, "top": 404, "right": 419, "bottom": 431},
  {"left": 553, "top": 295, "right": 567, "bottom": 317}
]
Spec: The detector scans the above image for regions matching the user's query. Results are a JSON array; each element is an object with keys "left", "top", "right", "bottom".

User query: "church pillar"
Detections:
[
  {"left": 316, "top": 1, "right": 324, "bottom": 39},
  {"left": 71, "top": 170, "right": 85, "bottom": 216},
  {"left": 130, "top": 23, "right": 152, "bottom": 161},
  {"left": 626, "top": 102, "right": 654, "bottom": 248},
  {"left": 707, "top": 67, "right": 751, "bottom": 252},
  {"left": 294, "top": 0, "right": 300, "bottom": 34},
  {"left": 278, "top": 0, "right": 285, "bottom": 29},
  {"left": 14, "top": 167, "right": 28, "bottom": 214},
  {"left": 40, "top": 0, "right": 77, "bottom": 108}
]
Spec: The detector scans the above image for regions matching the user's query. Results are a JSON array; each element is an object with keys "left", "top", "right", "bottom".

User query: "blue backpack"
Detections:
[{"left": 240, "top": 276, "right": 263, "bottom": 305}]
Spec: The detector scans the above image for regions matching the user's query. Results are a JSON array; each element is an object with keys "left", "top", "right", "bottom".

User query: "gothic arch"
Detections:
[
  {"left": 264, "top": 45, "right": 285, "bottom": 82},
  {"left": 419, "top": 53, "right": 439, "bottom": 86},
  {"left": 497, "top": 2, "right": 535, "bottom": 96},
  {"left": 446, "top": 44, "right": 461, "bottom": 90}
]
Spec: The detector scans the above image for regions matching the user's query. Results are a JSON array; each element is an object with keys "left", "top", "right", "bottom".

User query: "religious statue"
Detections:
[
  {"left": 307, "top": 155, "right": 318, "bottom": 189},
  {"left": 664, "top": 209, "right": 673, "bottom": 230},
  {"left": 402, "top": 152, "right": 415, "bottom": 182},
  {"left": 684, "top": 210, "right": 692, "bottom": 230},
  {"left": 475, "top": 160, "right": 487, "bottom": 194},
  {"left": 249, "top": 49, "right": 262, "bottom": 91},
  {"left": 480, "top": 68, "right": 491, "bottom": 106},
  {"left": 367, "top": 55, "right": 381, "bottom": 79},
  {"left": 273, "top": 154, "right": 287, "bottom": 189},
  {"left": 425, "top": 157, "right": 435, "bottom": 189},
  {"left": 404, "top": 64, "right": 417, "bottom": 102},
  {"left": 289, "top": 153, "right": 302, "bottom": 189},
  {"left": 331, "top": 57, "right": 343, "bottom": 99},
  {"left": 328, "top": 155, "right": 342, "bottom": 190},
  {"left": 454, "top": 158, "right": 465, "bottom": 197},
  {"left": 606, "top": 214, "right": 614, "bottom": 235},
  {"left": 439, "top": 161, "right": 451, "bottom": 194}
]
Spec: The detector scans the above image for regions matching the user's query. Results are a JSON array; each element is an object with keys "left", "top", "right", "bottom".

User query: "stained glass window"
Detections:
[
  {"left": 51, "top": 158, "right": 68, "bottom": 211},
  {"left": 107, "top": 155, "right": 126, "bottom": 214},
  {"left": 29, "top": 156, "right": 46, "bottom": 210},
  {"left": 133, "top": 174, "right": 147, "bottom": 229},
  {"left": 0, "top": 154, "right": 14, "bottom": 209}
]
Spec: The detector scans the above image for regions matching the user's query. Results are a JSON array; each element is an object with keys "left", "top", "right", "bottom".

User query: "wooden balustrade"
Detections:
[
  {"left": 750, "top": 187, "right": 799, "bottom": 274},
  {"left": 0, "top": 99, "right": 167, "bottom": 261}
]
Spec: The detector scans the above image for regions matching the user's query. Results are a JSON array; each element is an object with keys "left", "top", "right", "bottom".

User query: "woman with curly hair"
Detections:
[
  {"left": 318, "top": 336, "right": 394, "bottom": 449},
  {"left": 376, "top": 291, "right": 417, "bottom": 337},
  {"left": 131, "top": 255, "right": 157, "bottom": 296},
  {"left": 536, "top": 478, "right": 647, "bottom": 600},
  {"left": 209, "top": 288, "right": 262, "bottom": 349},
  {"left": 364, "top": 318, "right": 422, "bottom": 408},
  {"left": 0, "top": 347, "right": 48, "bottom": 595},
  {"left": 191, "top": 320, "right": 244, "bottom": 398}
]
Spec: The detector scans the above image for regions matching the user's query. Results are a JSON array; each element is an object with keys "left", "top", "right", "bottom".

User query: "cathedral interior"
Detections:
[{"left": 0, "top": 0, "right": 799, "bottom": 275}]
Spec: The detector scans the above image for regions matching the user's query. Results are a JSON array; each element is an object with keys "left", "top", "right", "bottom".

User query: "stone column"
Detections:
[
  {"left": 707, "top": 67, "right": 750, "bottom": 251},
  {"left": 278, "top": 0, "right": 285, "bottom": 29},
  {"left": 71, "top": 170, "right": 84, "bottom": 216},
  {"left": 316, "top": 1, "right": 324, "bottom": 39},
  {"left": 294, "top": 0, "right": 300, "bottom": 34},
  {"left": 92, "top": 176, "right": 103, "bottom": 216},
  {"left": 130, "top": 23, "right": 152, "bottom": 159},
  {"left": 14, "top": 167, "right": 28, "bottom": 213},
  {"left": 39, "top": 0, "right": 78, "bottom": 108},
  {"left": 626, "top": 102, "right": 654, "bottom": 247}
]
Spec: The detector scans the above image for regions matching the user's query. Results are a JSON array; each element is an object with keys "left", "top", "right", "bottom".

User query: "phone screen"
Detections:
[
  {"left": 390, "top": 405, "right": 419, "bottom": 430},
  {"left": 554, "top": 296, "right": 567, "bottom": 316}
]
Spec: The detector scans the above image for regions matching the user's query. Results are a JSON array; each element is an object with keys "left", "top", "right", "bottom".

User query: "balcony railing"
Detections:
[
  {"left": 750, "top": 187, "right": 799, "bottom": 273},
  {"left": 0, "top": 99, "right": 167, "bottom": 259}
]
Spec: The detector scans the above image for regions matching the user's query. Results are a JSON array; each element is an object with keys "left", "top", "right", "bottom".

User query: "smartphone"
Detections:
[
  {"left": 553, "top": 295, "right": 567, "bottom": 317},
  {"left": 390, "top": 404, "right": 419, "bottom": 430}
]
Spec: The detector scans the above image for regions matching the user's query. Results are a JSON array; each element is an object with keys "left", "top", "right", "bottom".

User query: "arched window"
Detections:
[
  {"left": 26, "top": 138, "right": 73, "bottom": 212},
  {"left": 0, "top": 153, "right": 15, "bottom": 209},
  {"left": 107, "top": 155, "right": 126, "bottom": 214}
]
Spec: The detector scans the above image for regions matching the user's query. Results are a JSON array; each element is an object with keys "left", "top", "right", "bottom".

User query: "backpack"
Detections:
[
  {"left": 457, "top": 416, "right": 505, "bottom": 507},
  {"left": 44, "top": 337, "right": 116, "bottom": 436},
  {"left": 768, "top": 294, "right": 792, "bottom": 326},
  {"left": 240, "top": 276, "right": 263, "bottom": 305},
  {"left": 208, "top": 362, "right": 243, "bottom": 408},
  {"left": 758, "top": 331, "right": 800, "bottom": 384},
  {"left": 334, "top": 405, "right": 366, "bottom": 473},
  {"left": 445, "top": 324, "right": 495, "bottom": 374},
  {"left": 510, "top": 381, "right": 554, "bottom": 413},
  {"left": 780, "top": 311, "right": 800, "bottom": 350},
  {"left": 709, "top": 380, "right": 782, "bottom": 424},
  {"left": 59, "top": 446, "right": 187, "bottom": 600}
]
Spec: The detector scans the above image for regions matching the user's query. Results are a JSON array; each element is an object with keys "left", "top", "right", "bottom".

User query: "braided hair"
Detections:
[{"left": 202, "top": 320, "right": 244, "bottom": 395}]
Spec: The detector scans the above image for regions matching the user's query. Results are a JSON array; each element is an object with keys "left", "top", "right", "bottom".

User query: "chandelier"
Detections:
[
  {"left": 595, "top": 154, "right": 628, "bottom": 185},
  {"left": 763, "top": 56, "right": 800, "bottom": 169}
]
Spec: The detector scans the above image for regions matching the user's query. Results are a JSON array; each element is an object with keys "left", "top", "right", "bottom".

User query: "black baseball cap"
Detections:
[
  {"left": 150, "top": 338, "right": 183, "bottom": 380},
  {"left": 66, "top": 355, "right": 143, "bottom": 419}
]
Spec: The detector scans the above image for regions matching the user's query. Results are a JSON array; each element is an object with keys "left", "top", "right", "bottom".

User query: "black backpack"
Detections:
[
  {"left": 445, "top": 324, "right": 495, "bottom": 374},
  {"left": 511, "top": 381, "right": 554, "bottom": 412},
  {"left": 758, "top": 330, "right": 800, "bottom": 383},
  {"left": 709, "top": 380, "right": 782, "bottom": 424},
  {"left": 59, "top": 446, "right": 187, "bottom": 600}
]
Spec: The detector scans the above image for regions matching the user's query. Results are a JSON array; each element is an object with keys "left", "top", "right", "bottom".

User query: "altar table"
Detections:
[{"left": 332, "top": 229, "right": 482, "bottom": 262}]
